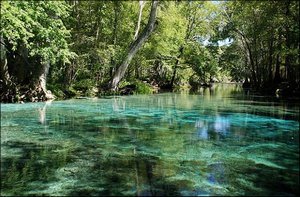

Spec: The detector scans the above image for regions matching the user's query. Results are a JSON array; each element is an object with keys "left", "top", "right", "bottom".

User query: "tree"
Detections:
[
  {"left": 1, "top": 1, "right": 75, "bottom": 102},
  {"left": 1, "top": 1, "right": 298, "bottom": 101},
  {"left": 108, "top": 0, "right": 159, "bottom": 91},
  {"left": 220, "top": 1, "right": 299, "bottom": 93}
]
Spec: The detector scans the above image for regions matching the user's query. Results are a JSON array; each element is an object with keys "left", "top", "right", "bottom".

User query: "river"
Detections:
[{"left": 1, "top": 84, "right": 299, "bottom": 196}]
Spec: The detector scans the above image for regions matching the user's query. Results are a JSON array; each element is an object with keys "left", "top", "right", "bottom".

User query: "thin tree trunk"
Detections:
[
  {"left": 94, "top": 2, "right": 103, "bottom": 45},
  {"left": 254, "top": 36, "right": 261, "bottom": 87},
  {"left": 274, "top": 34, "right": 282, "bottom": 84},
  {"left": 134, "top": 1, "right": 146, "bottom": 40},
  {"left": 268, "top": 34, "right": 274, "bottom": 83},
  {"left": 170, "top": 4, "right": 194, "bottom": 90},
  {"left": 110, "top": 1, "right": 119, "bottom": 78},
  {"left": 274, "top": 53, "right": 281, "bottom": 84},
  {"left": 170, "top": 46, "right": 183, "bottom": 89},
  {"left": 284, "top": 1, "right": 292, "bottom": 82},
  {"left": 237, "top": 29, "right": 257, "bottom": 87},
  {"left": 108, "top": 0, "right": 159, "bottom": 91}
]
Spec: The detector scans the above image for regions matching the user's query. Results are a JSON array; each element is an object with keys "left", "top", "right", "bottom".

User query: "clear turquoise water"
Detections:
[{"left": 1, "top": 84, "right": 299, "bottom": 196}]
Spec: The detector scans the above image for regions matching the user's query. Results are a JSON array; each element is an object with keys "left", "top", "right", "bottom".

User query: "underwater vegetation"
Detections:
[{"left": 1, "top": 85, "right": 299, "bottom": 196}]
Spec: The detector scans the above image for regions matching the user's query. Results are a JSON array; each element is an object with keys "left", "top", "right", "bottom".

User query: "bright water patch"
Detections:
[{"left": 1, "top": 84, "right": 299, "bottom": 196}]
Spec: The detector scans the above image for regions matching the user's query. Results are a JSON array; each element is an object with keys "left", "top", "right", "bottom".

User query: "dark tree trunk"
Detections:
[
  {"left": 0, "top": 35, "right": 11, "bottom": 87},
  {"left": 268, "top": 34, "right": 274, "bottom": 83},
  {"left": 236, "top": 29, "right": 258, "bottom": 88},
  {"left": 254, "top": 36, "right": 261, "bottom": 87},
  {"left": 244, "top": 41, "right": 257, "bottom": 88},
  {"left": 169, "top": 3, "right": 195, "bottom": 90},
  {"left": 108, "top": 1, "right": 159, "bottom": 91},
  {"left": 135, "top": 64, "right": 140, "bottom": 79},
  {"left": 170, "top": 46, "right": 183, "bottom": 89},
  {"left": 274, "top": 53, "right": 281, "bottom": 84},
  {"left": 284, "top": 1, "right": 293, "bottom": 82}
]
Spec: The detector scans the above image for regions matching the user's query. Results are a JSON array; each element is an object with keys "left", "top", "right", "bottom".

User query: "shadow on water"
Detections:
[
  {"left": 1, "top": 141, "right": 70, "bottom": 195},
  {"left": 67, "top": 153, "right": 185, "bottom": 196}
]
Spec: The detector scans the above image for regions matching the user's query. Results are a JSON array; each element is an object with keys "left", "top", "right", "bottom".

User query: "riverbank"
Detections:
[{"left": 1, "top": 81, "right": 299, "bottom": 104}]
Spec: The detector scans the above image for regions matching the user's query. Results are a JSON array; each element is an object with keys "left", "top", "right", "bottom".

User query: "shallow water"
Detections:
[{"left": 1, "top": 84, "right": 299, "bottom": 196}]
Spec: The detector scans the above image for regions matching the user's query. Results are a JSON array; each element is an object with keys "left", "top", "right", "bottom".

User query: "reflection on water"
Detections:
[
  {"left": 1, "top": 84, "right": 299, "bottom": 196},
  {"left": 195, "top": 114, "right": 231, "bottom": 140},
  {"left": 38, "top": 100, "right": 53, "bottom": 125}
]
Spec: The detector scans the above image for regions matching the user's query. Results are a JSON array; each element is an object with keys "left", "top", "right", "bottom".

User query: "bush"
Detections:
[
  {"left": 73, "top": 79, "right": 94, "bottom": 92},
  {"left": 133, "top": 80, "right": 153, "bottom": 94},
  {"left": 64, "top": 87, "right": 78, "bottom": 98},
  {"left": 47, "top": 84, "right": 65, "bottom": 99},
  {"left": 119, "top": 80, "right": 153, "bottom": 94}
]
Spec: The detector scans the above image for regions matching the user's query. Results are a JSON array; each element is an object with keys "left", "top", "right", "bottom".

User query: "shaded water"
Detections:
[{"left": 1, "top": 84, "right": 299, "bottom": 196}]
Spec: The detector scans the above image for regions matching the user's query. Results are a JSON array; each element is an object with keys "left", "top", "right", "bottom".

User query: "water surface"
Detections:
[{"left": 1, "top": 84, "right": 299, "bottom": 196}]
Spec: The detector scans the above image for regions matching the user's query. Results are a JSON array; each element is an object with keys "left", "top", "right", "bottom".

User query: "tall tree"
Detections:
[
  {"left": 1, "top": 1, "right": 75, "bottom": 102},
  {"left": 108, "top": 0, "right": 159, "bottom": 91}
]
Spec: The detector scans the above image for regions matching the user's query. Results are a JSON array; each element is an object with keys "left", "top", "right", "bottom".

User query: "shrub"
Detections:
[{"left": 133, "top": 80, "right": 153, "bottom": 94}]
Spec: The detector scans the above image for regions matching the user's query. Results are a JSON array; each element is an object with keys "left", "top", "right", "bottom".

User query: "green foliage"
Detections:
[
  {"left": 119, "top": 80, "right": 153, "bottom": 94},
  {"left": 133, "top": 80, "right": 153, "bottom": 94},
  {"left": 1, "top": 0, "right": 299, "bottom": 101},
  {"left": 219, "top": 43, "right": 246, "bottom": 82},
  {"left": 1, "top": 1, "right": 75, "bottom": 64},
  {"left": 47, "top": 84, "right": 65, "bottom": 99},
  {"left": 73, "top": 79, "right": 94, "bottom": 92},
  {"left": 151, "top": 2, "right": 187, "bottom": 56},
  {"left": 183, "top": 42, "right": 220, "bottom": 83},
  {"left": 220, "top": 1, "right": 300, "bottom": 88}
]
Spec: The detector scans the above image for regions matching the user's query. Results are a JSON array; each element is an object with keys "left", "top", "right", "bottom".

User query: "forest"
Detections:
[
  {"left": 1, "top": 0, "right": 299, "bottom": 102},
  {"left": 1, "top": 1, "right": 300, "bottom": 196}
]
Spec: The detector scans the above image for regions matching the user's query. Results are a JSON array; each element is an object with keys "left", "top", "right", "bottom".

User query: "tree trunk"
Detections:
[
  {"left": 95, "top": 2, "right": 103, "bottom": 45},
  {"left": 169, "top": 7, "right": 195, "bottom": 90},
  {"left": 0, "top": 36, "right": 17, "bottom": 103},
  {"left": 108, "top": 0, "right": 159, "bottom": 91},
  {"left": 285, "top": 41, "right": 292, "bottom": 81},
  {"left": 0, "top": 35, "right": 11, "bottom": 86},
  {"left": 253, "top": 35, "right": 261, "bottom": 87},
  {"left": 237, "top": 30, "right": 257, "bottom": 88},
  {"left": 38, "top": 61, "right": 54, "bottom": 100},
  {"left": 284, "top": 1, "right": 293, "bottom": 82},
  {"left": 134, "top": 1, "right": 146, "bottom": 40},
  {"left": 268, "top": 34, "right": 274, "bottom": 83},
  {"left": 110, "top": 1, "right": 120, "bottom": 78},
  {"left": 170, "top": 46, "right": 183, "bottom": 89},
  {"left": 274, "top": 53, "right": 281, "bottom": 84}
]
